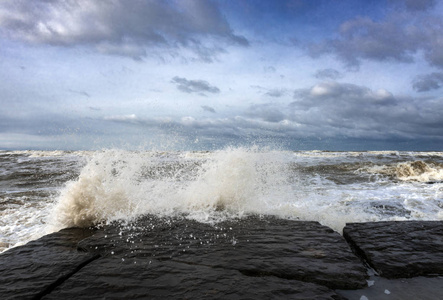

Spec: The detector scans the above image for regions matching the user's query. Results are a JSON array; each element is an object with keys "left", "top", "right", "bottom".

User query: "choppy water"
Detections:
[{"left": 1, "top": 148, "right": 442, "bottom": 253}]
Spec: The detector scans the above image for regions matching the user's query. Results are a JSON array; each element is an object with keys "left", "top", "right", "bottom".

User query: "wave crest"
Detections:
[
  {"left": 48, "top": 147, "right": 291, "bottom": 230},
  {"left": 363, "top": 160, "right": 443, "bottom": 182}
]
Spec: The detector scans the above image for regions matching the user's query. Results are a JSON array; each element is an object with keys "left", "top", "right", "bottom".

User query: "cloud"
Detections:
[
  {"left": 201, "top": 105, "right": 216, "bottom": 113},
  {"left": 93, "top": 82, "right": 443, "bottom": 148},
  {"left": 265, "top": 89, "right": 286, "bottom": 98},
  {"left": 290, "top": 81, "right": 443, "bottom": 139},
  {"left": 171, "top": 76, "right": 220, "bottom": 94},
  {"left": 314, "top": 68, "right": 343, "bottom": 80},
  {"left": 0, "top": 111, "right": 101, "bottom": 138},
  {"left": 104, "top": 114, "right": 138, "bottom": 123},
  {"left": 390, "top": 0, "right": 436, "bottom": 11},
  {"left": 67, "top": 89, "right": 90, "bottom": 98},
  {"left": 308, "top": 7, "right": 443, "bottom": 69},
  {"left": 412, "top": 72, "right": 443, "bottom": 92},
  {"left": 0, "top": 0, "right": 248, "bottom": 61},
  {"left": 264, "top": 66, "right": 276, "bottom": 73},
  {"left": 245, "top": 104, "right": 286, "bottom": 123},
  {"left": 251, "top": 85, "right": 287, "bottom": 98}
]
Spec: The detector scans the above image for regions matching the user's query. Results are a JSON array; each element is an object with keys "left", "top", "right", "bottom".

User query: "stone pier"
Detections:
[{"left": 1, "top": 216, "right": 442, "bottom": 299}]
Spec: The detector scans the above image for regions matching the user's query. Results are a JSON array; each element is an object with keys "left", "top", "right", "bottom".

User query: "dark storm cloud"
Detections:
[
  {"left": 412, "top": 72, "right": 443, "bottom": 92},
  {"left": 171, "top": 77, "right": 220, "bottom": 95},
  {"left": 290, "top": 81, "right": 443, "bottom": 139},
  {"left": 308, "top": 7, "right": 443, "bottom": 69},
  {"left": 0, "top": 0, "right": 248, "bottom": 61},
  {"left": 102, "top": 79, "right": 443, "bottom": 147},
  {"left": 314, "top": 68, "right": 343, "bottom": 80}
]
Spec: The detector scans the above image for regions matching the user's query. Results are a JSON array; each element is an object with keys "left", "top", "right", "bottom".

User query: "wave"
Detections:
[
  {"left": 45, "top": 148, "right": 443, "bottom": 234},
  {"left": 48, "top": 147, "right": 293, "bottom": 230},
  {"left": 362, "top": 161, "right": 443, "bottom": 182}
]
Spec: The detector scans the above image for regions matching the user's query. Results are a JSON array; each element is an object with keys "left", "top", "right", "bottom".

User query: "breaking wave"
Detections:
[
  {"left": 48, "top": 147, "right": 293, "bottom": 230},
  {"left": 363, "top": 161, "right": 443, "bottom": 183},
  {"left": 45, "top": 148, "right": 443, "bottom": 234}
]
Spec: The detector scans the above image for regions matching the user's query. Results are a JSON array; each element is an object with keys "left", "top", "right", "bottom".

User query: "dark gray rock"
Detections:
[
  {"left": 343, "top": 221, "right": 443, "bottom": 278},
  {"left": 0, "top": 227, "right": 97, "bottom": 300},
  {"left": 78, "top": 215, "right": 368, "bottom": 289},
  {"left": 337, "top": 275, "right": 443, "bottom": 300},
  {"left": 43, "top": 258, "right": 344, "bottom": 300},
  {"left": 0, "top": 216, "right": 368, "bottom": 299}
]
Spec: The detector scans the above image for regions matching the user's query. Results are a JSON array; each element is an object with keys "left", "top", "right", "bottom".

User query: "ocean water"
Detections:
[{"left": 1, "top": 147, "right": 442, "bottom": 253}]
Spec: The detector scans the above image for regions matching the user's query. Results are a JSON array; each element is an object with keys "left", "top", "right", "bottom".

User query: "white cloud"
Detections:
[{"left": 104, "top": 114, "right": 138, "bottom": 122}]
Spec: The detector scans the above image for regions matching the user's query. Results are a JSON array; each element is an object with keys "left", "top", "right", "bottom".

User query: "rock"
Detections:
[
  {"left": 43, "top": 258, "right": 344, "bottom": 300},
  {"left": 336, "top": 275, "right": 443, "bottom": 300},
  {"left": 0, "top": 216, "right": 367, "bottom": 299},
  {"left": 343, "top": 221, "right": 443, "bottom": 278},
  {"left": 78, "top": 215, "right": 368, "bottom": 290},
  {"left": 0, "top": 227, "right": 97, "bottom": 300}
]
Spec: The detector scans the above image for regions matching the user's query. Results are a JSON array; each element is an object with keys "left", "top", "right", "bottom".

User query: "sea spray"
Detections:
[
  {"left": 2, "top": 149, "right": 442, "bottom": 253},
  {"left": 47, "top": 148, "right": 443, "bottom": 233},
  {"left": 361, "top": 160, "right": 443, "bottom": 182},
  {"left": 48, "top": 147, "right": 294, "bottom": 230}
]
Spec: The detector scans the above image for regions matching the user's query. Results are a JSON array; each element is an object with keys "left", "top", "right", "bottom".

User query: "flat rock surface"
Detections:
[
  {"left": 343, "top": 221, "right": 443, "bottom": 278},
  {"left": 43, "top": 257, "right": 343, "bottom": 300},
  {"left": 0, "top": 215, "right": 368, "bottom": 299},
  {"left": 78, "top": 216, "right": 368, "bottom": 290},
  {"left": 3, "top": 218, "right": 443, "bottom": 299},
  {"left": 0, "top": 227, "right": 97, "bottom": 300},
  {"left": 337, "top": 275, "right": 443, "bottom": 300}
]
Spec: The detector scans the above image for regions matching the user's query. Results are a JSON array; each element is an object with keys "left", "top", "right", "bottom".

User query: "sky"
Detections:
[{"left": 1, "top": 0, "right": 443, "bottom": 151}]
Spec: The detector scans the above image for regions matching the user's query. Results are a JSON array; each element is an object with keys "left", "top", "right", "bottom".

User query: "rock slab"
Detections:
[
  {"left": 43, "top": 258, "right": 343, "bottom": 300},
  {"left": 0, "top": 216, "right": 368, "bottom": 299},
  {"left": 343, "top": 221, "right": 443, "bottom": 278},
  {"left": 78, "top": 216, "right": 368, "bottom": 290},
  {"left": 0, "top": 228, "right": 97, "bottom": 299}
]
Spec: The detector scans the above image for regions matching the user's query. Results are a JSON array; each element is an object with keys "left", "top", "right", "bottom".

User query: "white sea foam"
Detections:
[
  {"left": 47, "top": 147, "right": 443, "bottom": 234},
  {"left": 0, "top": 195, "right": 53, "bottom": 252},
  {"left": 2, "top": 148, "right": 442, "bottom": 253},
  {"left": 48, "top": 147, "right": 294, "bottom": 229},
  {"left": 362, "top": 161, "right": 443, "bottom": 182}
]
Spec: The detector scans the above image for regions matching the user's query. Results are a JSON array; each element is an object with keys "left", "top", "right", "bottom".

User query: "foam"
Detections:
[
  {"left": 362, "top": 161, "right": 443, "bottom": 182},
  {"left": 46, "top": 148, "right": 443, "bottom": 234},
  {"left": 48, "top": 147, "right": 293, "bottom": 230}
]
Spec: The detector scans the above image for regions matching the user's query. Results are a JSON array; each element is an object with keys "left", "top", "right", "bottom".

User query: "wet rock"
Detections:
[
  {"left": 343, "top": 221, "right": 443, "bottom": 278},
  {"left": 44, "top": 258, "right": 344, "bottom": 300},
  {"left": 0, "top": 216, "right": 367, "bottom": 299},
  {"left": 0, "top": 227, "right": 97, "bottom": 300},
  {"left": 78, "top": 215, "right": 368, "bottom": 290},
  {"left": 337, "top": 275, "right": 443, "bottom": 300}
]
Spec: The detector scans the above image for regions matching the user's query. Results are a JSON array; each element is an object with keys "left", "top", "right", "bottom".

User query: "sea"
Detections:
[{"left": 1, "top": 147, "right": 443, "bottom": 253}]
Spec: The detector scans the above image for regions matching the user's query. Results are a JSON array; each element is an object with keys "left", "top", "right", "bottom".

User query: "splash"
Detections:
[
  {"left": 363, "top": 161, "right": 443, "bottom": 182},
  {"left": 48, "top": 147, "right": 292, "bottom": 230},
  {"left": 395, "top": 161, "right": 443, "bottom": 182},
  {"left": 47, "top": 149, "right": 443, "bottom": 234}
]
